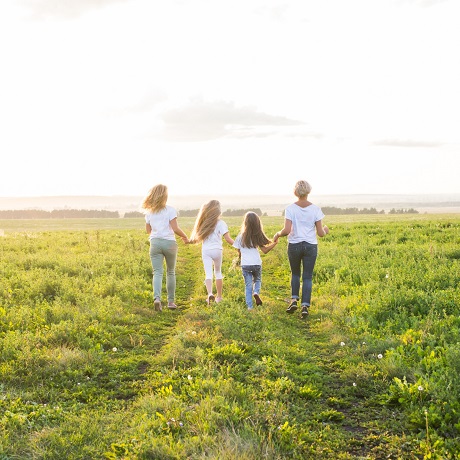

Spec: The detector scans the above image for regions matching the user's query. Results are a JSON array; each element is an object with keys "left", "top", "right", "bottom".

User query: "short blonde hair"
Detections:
[
  {"left": 142, "top": 184, "right": 168, "bottom": 213},
  {"left": 294, "top": 180, "right": 312, "bottom": 198}
]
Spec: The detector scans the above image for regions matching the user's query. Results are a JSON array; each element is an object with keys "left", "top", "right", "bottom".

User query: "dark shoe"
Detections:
[
  {"left": 253, "top": 294, "right": 262, "bottom": 306},
  {"left": 207, "top": 294, "right": 215, "bottom": 305},
  {"left": 286, "top": 300, "right": 298, "bottom": 313},
  {"left": 167, "top": 302, "right": 178, "bottom": 310},
  {"left": 154, "top": 298, "right": 162, "bottom": 311},
  {"left": 301, "top": 306, "right": 309, "bottom": 318}
]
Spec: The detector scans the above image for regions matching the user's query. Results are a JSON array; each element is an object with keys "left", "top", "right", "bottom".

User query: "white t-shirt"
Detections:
[
  {"left": 233, "top": 234, "right": 262, "bottom": 266},
  {"left": 202, "top": 220, "right": 229, "bottom": 251},
  {"left": 145, "top": 206, "right": 177, "bottom": 241},
  {"left": 285, "top": 203, "right": 325, "bottom": 244}
]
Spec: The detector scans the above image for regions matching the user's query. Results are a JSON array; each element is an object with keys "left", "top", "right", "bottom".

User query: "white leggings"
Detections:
[{"left": 202, "top": 248, "right": 223, "bottom": 280}]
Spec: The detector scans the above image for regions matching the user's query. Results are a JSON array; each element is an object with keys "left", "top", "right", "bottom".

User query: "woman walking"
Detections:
[
  {"left": 142, "top": 184, "right": 189, "bottom": 311},
  {"left": 273, "top": 180, "right": 329, "bottom": 318}
]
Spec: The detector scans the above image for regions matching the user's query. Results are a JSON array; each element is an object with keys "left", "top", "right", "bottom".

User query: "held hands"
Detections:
[
  {"left": 323, "top": 225, "right": 329, "bottom": 235},
  {"left": 273, "top": 232, "right": 280, "bottom": 243},
  {"left": 181, "top": 236, "right": 190, "bottom": 244}
]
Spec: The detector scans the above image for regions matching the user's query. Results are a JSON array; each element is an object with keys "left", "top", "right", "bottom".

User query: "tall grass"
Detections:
[{"left": 0, "top": 215, "right": 459, "bottom": 459}]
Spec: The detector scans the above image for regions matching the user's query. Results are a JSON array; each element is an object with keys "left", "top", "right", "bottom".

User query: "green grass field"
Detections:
[{"left": 1, "top": 215, "right": 459, "bottom": 459}]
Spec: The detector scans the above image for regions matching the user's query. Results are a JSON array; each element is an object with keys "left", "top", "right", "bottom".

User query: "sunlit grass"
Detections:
[{"left": 0, "top": 215, "right": 459, "bottom": 458}]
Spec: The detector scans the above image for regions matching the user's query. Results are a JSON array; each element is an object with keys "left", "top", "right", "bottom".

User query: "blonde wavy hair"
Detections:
[
  {"left": 240, "top": 212, "right": 270, "bottom": 248},
  {"left": 190, "top": 200, "right": 221, "bottom": 243},
  {"left": 294, "top": 180, "right": 312, "bottom": 198},
  {"left": 141, "top": 184, "right": 168, "bottom": 213}
]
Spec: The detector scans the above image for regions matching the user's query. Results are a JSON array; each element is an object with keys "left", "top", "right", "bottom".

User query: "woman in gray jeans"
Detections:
[{"left": 142, "top": 184, "right": 189, "bottom": 311}]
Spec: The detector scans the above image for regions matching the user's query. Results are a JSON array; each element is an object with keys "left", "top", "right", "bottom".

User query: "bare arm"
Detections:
[
  {"left": 260, "top": 240, "right": 278, "bottom": 254},
  {"left": 170, "top": 218, "right": 189, "bottom": 243},
  {"left": 315, "top": 220, "right": 329, "bottom": 237},
  {"left": 145, "top": 223, "right": 151, "bottom": 234},
  {"left": 273, "top": 218, "right": 292, "bottom": 242},
  {"left": 223, "top": 232, "right": 234, "bottom": 245}
]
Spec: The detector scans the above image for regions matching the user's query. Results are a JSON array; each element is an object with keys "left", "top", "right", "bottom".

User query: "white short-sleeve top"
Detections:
[
  {"left": 285, "top": 203, "right": 325, "bottom": 244},
  {"left": 202, "top": 220, "right": 229, "bottom": 251},
  {"left": 145, "top": 206, "right": 177, "bottom": 241},
  {"left": 233, "top": 234, "right": 262, "bottom": 266}
]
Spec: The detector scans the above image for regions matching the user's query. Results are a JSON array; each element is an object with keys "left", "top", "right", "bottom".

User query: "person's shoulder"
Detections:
[
  {"left": 218, "top": 219, "right": 228, "bottom": 229},
  {"left": 233, "top": 233, "right": 242, "bottom": 245}
]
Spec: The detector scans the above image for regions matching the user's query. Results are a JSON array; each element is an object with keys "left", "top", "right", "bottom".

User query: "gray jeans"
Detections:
[{"left": 149, "top": 238, "right": 178, "bottom": 302}]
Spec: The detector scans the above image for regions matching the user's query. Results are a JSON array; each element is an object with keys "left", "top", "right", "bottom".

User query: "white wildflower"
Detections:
[
  {"left": 418, "top": 385, "right": 424, "bottom": 391},
  {"left": 112, "top": 347, "right": 118, "bottom": 352},
  {"left": 340, "top": 342, "right": 345, "bottom": 347},
  {"left": 353, "top": 382, "right": 357, "bottom": 387}
]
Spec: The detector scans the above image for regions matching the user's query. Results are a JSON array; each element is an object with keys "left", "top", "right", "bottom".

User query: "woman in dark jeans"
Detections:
[{"left": 273, "top": 180, "right": 329, "bottom": 318}]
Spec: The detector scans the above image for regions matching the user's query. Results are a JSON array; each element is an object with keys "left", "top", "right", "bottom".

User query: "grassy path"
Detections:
[{"left": 2, "top": 218, "right": 459, "bottom": 458}]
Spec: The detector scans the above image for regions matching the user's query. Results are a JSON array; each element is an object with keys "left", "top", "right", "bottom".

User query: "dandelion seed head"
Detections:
[
  {"left": 187, "top": 375, "right": 192, "bottom": 380},
  {"left": 112, "top": 347, "right": 118, "bottom": 352},
  {"left": 353, "top": 382, "right": 357, "bottom": 387},
  {"left": 418, "top": 385, "right": 424, "bottom": 391},
  {"left": 377, "top": 354, "right": 383, "bottom": 359},
  {"left": 340, "top": 342, "right": 345, "bottom": 347},
  {"left": 191, "top": 331, "right": 196, "bottom": 335}
]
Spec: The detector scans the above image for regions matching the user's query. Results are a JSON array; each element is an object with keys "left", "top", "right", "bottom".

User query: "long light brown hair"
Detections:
[
  {"left": 190, "top": 200, "right": 221, "bottom": 243},
  {"left": 240, "top": 212, "right": 270, "bottom": 248},
  {"left": 141, "top": 184, "right": 168, "bottom": 213}
]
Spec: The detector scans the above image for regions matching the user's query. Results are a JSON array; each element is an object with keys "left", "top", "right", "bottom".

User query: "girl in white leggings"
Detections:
[{"left": 190, "top": 200, "right": 234, "bottom": 304}]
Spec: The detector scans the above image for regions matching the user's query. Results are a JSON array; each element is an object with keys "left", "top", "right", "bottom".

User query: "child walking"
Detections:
[
  {"left": 233, "top": 212, "right": 277, "bottom": 310},
  {"left": 190, "top": 200, "right": 234, "bottom": 304}
]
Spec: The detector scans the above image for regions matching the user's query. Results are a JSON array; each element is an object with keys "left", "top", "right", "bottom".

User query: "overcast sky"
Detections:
[{"left": 1, "top": 0, "right": 459, "bottom": 199}]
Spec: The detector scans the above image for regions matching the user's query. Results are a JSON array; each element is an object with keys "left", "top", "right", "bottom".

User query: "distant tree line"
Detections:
[
  {"left": 0, "top": 206, "right": 420, "bottom": 220},
  {"left": 178, "top": 208, "right": 264, "bottom": 217},
  {"left": 223, "top": 208, "right": 263, "bottom": 216},
  {"left": 0, "top": 209, "right": 120, "bottom": 219},
  {"left": 123, "top": 211, "right": 144, "bottom": 218},
  {"left": 282, "top": 206, "right": 419, "bottom": 216},
  {"left": 388, "top": 208, "right": 419, "bottom": 214},
  {"left": 321, "top": 206, "right": 385, "bottom": 215},
  {"left": 322, "top": 207, "right": 418, "bottom": 215},
  {"left": 178, "top": 209, "right": 199, "bottom": 217}
]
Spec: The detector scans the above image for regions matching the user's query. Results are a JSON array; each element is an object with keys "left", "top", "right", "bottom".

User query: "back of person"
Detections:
[
  {"left": 285, "top": 203, "right": 324, "bottom": 244},
  {"left": 145, "top": 206, "right": 176, "bottom": 240},
  {"left": 202, "top": 220, "right": 228, "bottom": 250}
]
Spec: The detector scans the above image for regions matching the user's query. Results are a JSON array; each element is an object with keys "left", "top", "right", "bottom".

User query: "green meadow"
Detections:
[{"left": 0, "top": 215, "right": 459, "bottom": 459}]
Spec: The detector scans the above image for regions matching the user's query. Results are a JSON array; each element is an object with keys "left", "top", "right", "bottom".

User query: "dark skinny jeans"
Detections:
[{"left": 287, "top": 241, "right": 318, "bottom": 307}]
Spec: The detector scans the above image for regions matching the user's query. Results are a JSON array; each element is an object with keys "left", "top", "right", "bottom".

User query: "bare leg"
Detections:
[{"left": 216, "top": 278, "right": 223, "bottom": 302}]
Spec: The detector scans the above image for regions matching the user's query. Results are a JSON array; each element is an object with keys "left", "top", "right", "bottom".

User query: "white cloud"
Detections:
[
  {"left": 0, "top": 0, "right": 459, "bottom": 197},
  {"left": 156, "top": 100, "right": 305, "bottom": 141},
  {"left": 18, "top": 0, "right": 134, "bottom": 19}
]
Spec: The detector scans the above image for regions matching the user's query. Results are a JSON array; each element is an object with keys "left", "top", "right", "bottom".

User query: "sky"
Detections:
[{"left": 1, "top": 0, "right": 459, "bottom": 199}]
